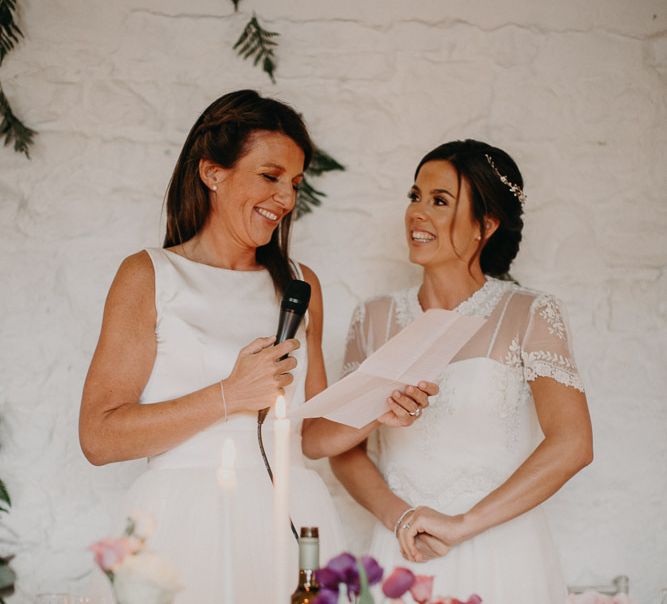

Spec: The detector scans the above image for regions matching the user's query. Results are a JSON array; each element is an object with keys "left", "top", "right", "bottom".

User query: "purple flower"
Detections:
[
  {"left": 361, "top": 555, "right": 384, "bottom": 586},
  {"left": 315, "top": 566, "right": 344, "bottom": 590},
  {"left": 327, "top": 552, "right": 359, "bottom": 585},
  {"left": 313, "top": 589, "right": 340, "bottom": 604},
  {"left": 382, "top": 567, "right": 416, "bottom": 598}
]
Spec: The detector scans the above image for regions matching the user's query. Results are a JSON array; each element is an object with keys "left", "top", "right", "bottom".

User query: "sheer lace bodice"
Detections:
[
  {"left": 350, "top": 278, "right": 583, "bottom": 603},
  {"left": 343, "top": 277, "right": 584, "bottom": 513}
]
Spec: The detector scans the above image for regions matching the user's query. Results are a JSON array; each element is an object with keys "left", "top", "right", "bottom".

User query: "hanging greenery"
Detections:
[
  {"left": 233, "top": 14, "right": 279, "bottom": 84},
  {"left": 0, "top": 479, "right": 15, "bottom": 603},
  {"left": 297, "top": 148, "right": 345, "bottom": 218},
  {"left": 1, "top": 84, "right": 35, "bottom": 158},
  {"left": 0, "top": 0, "right": 35, "bottom": 158}
]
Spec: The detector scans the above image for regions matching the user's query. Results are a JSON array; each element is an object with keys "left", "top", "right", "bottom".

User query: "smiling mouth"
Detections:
[
  {"left": 255, "top": 207, "right": 280, "bottom": 222},
  {"left": 411, "top": 229, "right": 436, "bottom": 242}
]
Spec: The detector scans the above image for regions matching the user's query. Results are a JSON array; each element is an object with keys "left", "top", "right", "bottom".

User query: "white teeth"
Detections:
[
  {"left": 257, "top": 208, "right": 279, "bottom": 221},
  {"left": 411, "top": 230, "right": 435, "bottom": 242}
]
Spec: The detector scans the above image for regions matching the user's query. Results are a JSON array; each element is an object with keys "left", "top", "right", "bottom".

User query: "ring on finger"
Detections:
[
  {"left": 408, "top": 408, "right": 422, "bottom": 417},
  {"left": 402, "top": 522, "right": 412, "bottom": 530}
]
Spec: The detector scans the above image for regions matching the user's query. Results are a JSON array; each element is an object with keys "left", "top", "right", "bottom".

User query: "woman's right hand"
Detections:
[{"left": 222, "top": 336, "right": 300, "bottom": 414}]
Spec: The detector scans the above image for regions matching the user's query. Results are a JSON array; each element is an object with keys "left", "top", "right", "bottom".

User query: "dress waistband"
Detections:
[{"left": 148, "top": 424, "right": 306, "bottom": 471}]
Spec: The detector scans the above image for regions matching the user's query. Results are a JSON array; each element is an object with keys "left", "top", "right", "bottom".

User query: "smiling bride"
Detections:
[{"left": 330, "top": 139, "right": 593, "bottom": 604}]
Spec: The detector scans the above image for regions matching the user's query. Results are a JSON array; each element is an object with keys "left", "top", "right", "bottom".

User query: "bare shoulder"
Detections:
[
  {"left": 297, "top": 263, "right": 324, "bottom": 335},
  {"left": 297, "top": 263, "right": 321, "bottom": 291},
  {"left": 114, "top": 250, "right": 154, "bottom": 289},
  {"left": 100, "top": 250, "right": 157, "bottom": 334},
  {"left": 107, "top": 250, "right": 155, "bottom": 305},
  {"left": 297, "top": 263, "right": 323, "bottom": 306}
]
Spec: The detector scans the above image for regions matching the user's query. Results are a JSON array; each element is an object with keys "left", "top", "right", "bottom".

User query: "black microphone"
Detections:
[
  {"left": 258, "top": 279, "right": 311, "bottom": 424},
  {"left": 275, "top": 279, "right": 311, "bottom": 357}
]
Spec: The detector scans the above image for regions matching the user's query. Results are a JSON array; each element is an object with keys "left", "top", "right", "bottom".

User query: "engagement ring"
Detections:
[{"left": 409, "top": 408, "right": 422, "bottom": 417}]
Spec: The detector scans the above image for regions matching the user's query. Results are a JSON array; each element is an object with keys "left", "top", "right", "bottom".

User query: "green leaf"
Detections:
[
  {"left": 0, "top": 83, "right": 36, "bottom": 158},
  {"left": 0, "top": 0, "right": 24, "bottom": 66},
  {"left": 294, "top": 147, "right": 346, "bottom": 219},
  {"left": 232, "top": 14, "right": 279, "bottom": 83},
  {"left": 0, "top": 480, "right": 10, "bottom": 510},
  {"left": 0, "top": 557, "right": 16, "bottom": 593},
  {"left": 308, "top": 147, "right": 345, "bottom": 176},
  {"left": 229, "top": 0, "right": 241, "bottom": 12}
]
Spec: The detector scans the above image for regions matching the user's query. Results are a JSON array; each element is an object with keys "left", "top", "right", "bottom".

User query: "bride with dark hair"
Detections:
[{"left": 331, "top": 140, "right": 593, "bottom": 604}]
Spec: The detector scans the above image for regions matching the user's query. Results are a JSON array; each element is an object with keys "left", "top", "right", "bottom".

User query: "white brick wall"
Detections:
[{"left": 1, "top": 1, "right": 665, "bottom": 602}]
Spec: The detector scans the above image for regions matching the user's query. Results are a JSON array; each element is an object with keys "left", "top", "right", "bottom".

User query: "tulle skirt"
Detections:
[{"left": 92, "top": 461, "right": 344, "bottom": 602}]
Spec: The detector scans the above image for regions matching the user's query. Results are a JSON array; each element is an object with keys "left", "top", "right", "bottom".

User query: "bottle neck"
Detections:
[{"left": 298, "top": 537, "right": 319, "bottom": 572}]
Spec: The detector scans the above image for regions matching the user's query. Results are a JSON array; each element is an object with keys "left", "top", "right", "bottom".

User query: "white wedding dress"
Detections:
[
  {"left": 343, "top": 278, "right": 584, "bottom": 604},
  {"left": 96, "top": 248, "right": 344, "bottom": 602}
]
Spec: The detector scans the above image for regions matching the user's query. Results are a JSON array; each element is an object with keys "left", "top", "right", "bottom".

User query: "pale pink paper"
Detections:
[{"left": 289, "top": 309, "right": 485, "bottom": 428}]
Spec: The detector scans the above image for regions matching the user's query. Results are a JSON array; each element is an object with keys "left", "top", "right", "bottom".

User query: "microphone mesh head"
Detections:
[{"left": 281, "top": 279, "right": 311, "bottom": 315}]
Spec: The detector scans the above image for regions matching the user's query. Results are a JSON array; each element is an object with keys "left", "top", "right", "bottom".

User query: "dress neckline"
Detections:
[
  {"left": 161, "top": 248, "right": 268, "bottom": 274},
  {"left": 406, "top": 277, "right": 511, "bottom": 320}
]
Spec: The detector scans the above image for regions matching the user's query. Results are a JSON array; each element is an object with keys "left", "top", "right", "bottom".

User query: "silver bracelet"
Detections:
[
  {"left": 219, "top": 380, "right": 228, "bottom": 422},
  {"left": 393, "top": 506, "right": 416, "bottom": 538}
]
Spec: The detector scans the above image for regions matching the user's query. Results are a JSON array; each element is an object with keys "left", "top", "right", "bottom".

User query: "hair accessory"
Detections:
[{"left": 484, "top": 154, "right": 526, "bottom": 204}]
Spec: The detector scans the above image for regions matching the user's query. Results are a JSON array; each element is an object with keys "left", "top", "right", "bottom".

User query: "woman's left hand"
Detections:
[
  {"left": 378, "top": 381, "right": 439, "bottom": 427},
  {"left": 398, "top": 506, "right": 469, "bottom": 562}
]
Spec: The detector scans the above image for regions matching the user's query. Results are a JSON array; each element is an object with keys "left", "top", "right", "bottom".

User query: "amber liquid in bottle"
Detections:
[{"left": 291, "top": 527, "right": 320, "bottom": 603}]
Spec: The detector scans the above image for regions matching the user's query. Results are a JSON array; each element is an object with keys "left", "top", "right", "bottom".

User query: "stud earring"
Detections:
[{"left": 211, "top": 184, "right": 218, "bottom": 191}]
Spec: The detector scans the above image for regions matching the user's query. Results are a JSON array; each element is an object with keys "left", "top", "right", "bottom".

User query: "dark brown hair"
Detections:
[
  {"left": 415, "top": 139, "right": 524, "bottom": 277},
  {"left": 164, "top": 90, "right": 313, "bottom": 294}
]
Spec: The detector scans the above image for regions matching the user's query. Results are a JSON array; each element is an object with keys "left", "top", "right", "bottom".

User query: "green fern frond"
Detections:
[
  {"left": 295, "top": 147, "right": 346, "bottom": 219},
  {"left": 0, "top": 0, "right": 23, "bottom": 66},
  {"left": 0, "top": 84, "right": 36, "bottom": 158},
  {"left": 307, "top": 147, "right": 345, "bottom": 177},
  {"left": 233, "top": 14, "right": 278, "bottom": 83},
  {"left": 0, "top": 479, "right": 10, "bottom": 512}
]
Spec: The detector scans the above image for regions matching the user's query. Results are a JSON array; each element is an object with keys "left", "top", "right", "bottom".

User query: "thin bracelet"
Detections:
[
  {"left": 393, "top": 506, "right": 416, "bottom": 538},
  {"left": 219, "top": 380, "right": 228, "bottom": 422}
]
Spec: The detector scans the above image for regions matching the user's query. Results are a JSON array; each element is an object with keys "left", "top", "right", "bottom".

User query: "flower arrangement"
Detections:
[
  {"left": 90, "top": 514, "right": 180, "bottom": 604},
  {"left": 313, "top": 552, "right": 481, "bottom": 604}
]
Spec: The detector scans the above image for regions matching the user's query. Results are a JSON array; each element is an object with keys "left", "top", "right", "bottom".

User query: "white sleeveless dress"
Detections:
[
  {"left": 343, "top": 278, "right": 585, "bottom": 604},
  {"left": 112, "top": 248, "right": 344, "bottom": 602}
]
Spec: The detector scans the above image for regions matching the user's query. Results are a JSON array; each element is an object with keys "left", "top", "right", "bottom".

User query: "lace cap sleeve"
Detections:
[
  {"left": 341, "top": 303, "right": 368, "bottom": 378},
  {"left": 521, "top": 294, "right": 585, "bottom": 392}
]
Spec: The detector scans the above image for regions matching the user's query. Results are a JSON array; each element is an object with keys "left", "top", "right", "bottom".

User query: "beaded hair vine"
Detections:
[{"left": 484, "top": 153, "right": 527, "bottom": 204}]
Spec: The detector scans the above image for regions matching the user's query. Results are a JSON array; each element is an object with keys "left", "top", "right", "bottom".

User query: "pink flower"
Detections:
[
  {"left": 410, "top": 575, "right": 434, "bottom": 603},
  {"left": 382, "top": 567, "right": 416, "bottom": 598},
  {"left": 89, "top": 537, "right": 138, "bottom": 572}
]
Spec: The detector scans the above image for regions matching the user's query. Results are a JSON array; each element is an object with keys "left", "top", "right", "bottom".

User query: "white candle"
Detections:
[
  {"left": 273, "top": 395, "right": 290, "bottom": 603},
  {"left": 217, "top": 438, "right": 237, "bottom": 604}
]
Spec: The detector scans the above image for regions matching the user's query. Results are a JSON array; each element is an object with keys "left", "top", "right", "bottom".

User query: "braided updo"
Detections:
[{"left": 415, "top": 139, "right": 524, "bottom": 277}]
